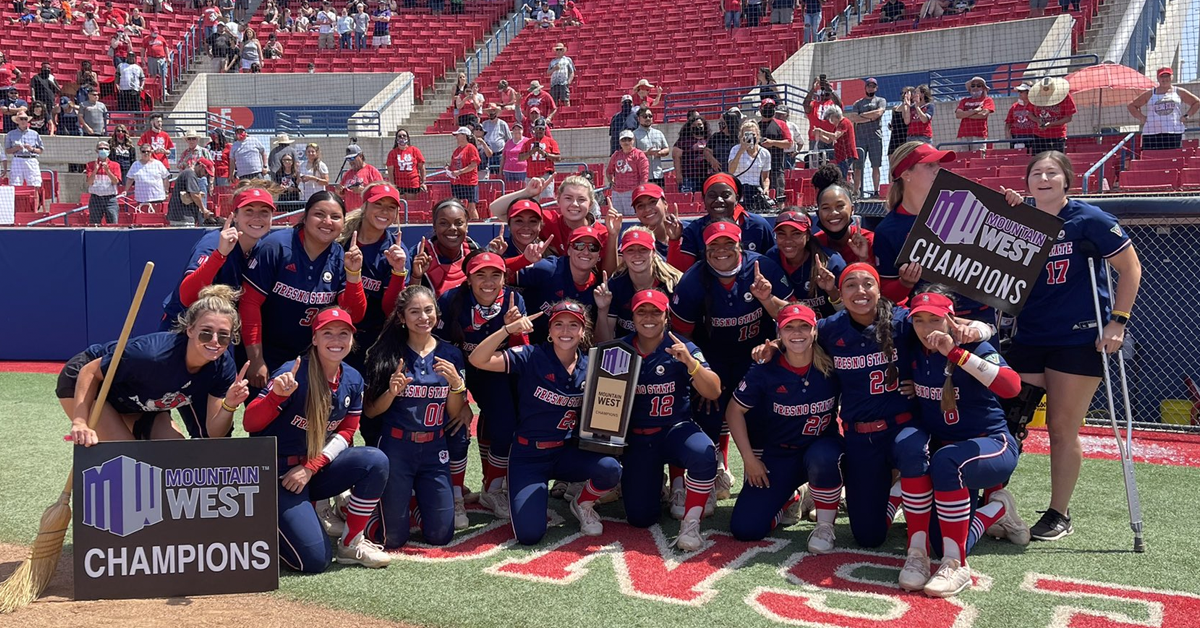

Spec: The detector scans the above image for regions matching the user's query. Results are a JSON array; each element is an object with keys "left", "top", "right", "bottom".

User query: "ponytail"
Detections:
[
  {"left": 941, "top": 363, "right": 957, "bottom": 413},
  {"left": 874, "top": 298, "right": 898, "bottom": 386},
  {"left": 303, "top": 343, "right": 331, "bottom": 461}
]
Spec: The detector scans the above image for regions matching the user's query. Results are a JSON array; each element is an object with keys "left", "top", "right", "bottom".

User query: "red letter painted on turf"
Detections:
[{"left": 1023, "top": 573, "right": 1200, "bottom": 628}]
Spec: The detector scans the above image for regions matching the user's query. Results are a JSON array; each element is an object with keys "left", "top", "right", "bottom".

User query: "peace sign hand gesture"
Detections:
[
  {"left": 750, "top": 261, "right": 773, "bottom": 301},
  {"left": 593, "top": 270, "right": 612, "bottom": 310},
  {"left": 384, "top": 242, "right": 408, "bottom": 273},
  {"left": 487, "top": 224, "right": 508, "bottom": 254},
  {"left": 664, "top": 203, "right": 683, "bottom": 241},
  {"left": 344, "top": 231, "right": 363, "bottom": 275},
  {"left": 523, "top": 233, "right": 554, "bottom": 263},
  {"left": 216, "top": 213, "right": 241, "bottom": 256},
  {"left": 273, "top": 359, "right": 303, "bottom": 398},
  {"left": 411, "top": 237, "right": 432, "bottom": 279},
  {"left": 388, "top": 359, "right": 410, "bottom": 397}
]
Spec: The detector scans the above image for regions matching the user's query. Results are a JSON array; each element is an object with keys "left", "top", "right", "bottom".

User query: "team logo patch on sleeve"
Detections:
[
  {"left": 737, "top": 381, "right": 747, "bottom": 391},
  {"left": 692, "top": 350, "right": 706, "bottom": 362},
  {"left": 323, "top": 271, "right": 333, "bottom": 283},
  {"left": 984, "top": 353, "right": 1002, "bottom": 364},
  {"left": 439, "top": 450, "right": 449, "bottom": 464},
  {"left": 1110, "top": 224, "right": 1123, "bottom": 237},
  {"left": 344, "top": 396, "right": 351, "bottom": 407}
]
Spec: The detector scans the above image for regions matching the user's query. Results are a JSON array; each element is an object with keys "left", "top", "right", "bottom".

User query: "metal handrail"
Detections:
[
  {"left": 926, "top": 54, "right": 1099, "bottom": 100},
  {"left": 662, "top": 84, "right": 808, "bottom": 123},
  {"left": 934, "top": 130, "right": 1139, "bottom": 152},
  {"left": 274, "top": 109, "right": 381, "bottom": 136},
  {"left": 1082, "top": 132, "right": 1138, "bottom": 193},
  {"left": 465, "top": 9, "right": 526, "bottom": 84},
  {"left": 374, "top": 74, "right": 415, "bottom": 119}
]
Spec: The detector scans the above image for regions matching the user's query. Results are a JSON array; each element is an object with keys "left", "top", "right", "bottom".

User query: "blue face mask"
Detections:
[{"left": 97, "top": 149, "right": 109, "bottom": 159}]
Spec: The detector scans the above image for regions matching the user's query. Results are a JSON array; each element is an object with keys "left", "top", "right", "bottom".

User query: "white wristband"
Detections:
[{"left": 321, "top": 434, "right": 349, "bottom": 463}]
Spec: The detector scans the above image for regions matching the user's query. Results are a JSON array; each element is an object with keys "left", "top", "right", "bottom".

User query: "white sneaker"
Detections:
[
  {"left": 453, "top": 495, "right": 469, "bottom": 530},
  {"left": 564, "top": 481, "right": 584, "bottom": 502},
  {"left": 332, "top": 490, "right": 350, "bottom": 519},
  {"left": 924, "top": 558, "right": 972, "bottom": 597},
  {"left": 570, "top": 497, "right": 603, "bottom": 536},
  {"left": 779, "top": 494, "right": 801, "bottom": 527},
  {"left": 985, "top": 489, "right": 1031, "bottom": 546},
  {"left": 704, "top": 490, "right": 716, "bottom": 517},
  {"left": 669, "top": 487, "right": 687, "bottom": 520},
  {"left": 715, "top": 468, "right": 734, "bottom": 500},
  {"left": 799, "top": 484, "right": 816, "bottom": 522},
  {"left": 314, "top": 498, "right": 346, "bottom": 539},
  {"left": 898, "top": 547, "right": 931, "bottom": 592},
  {"left": 807, "top": 521, "right": 836, "bottom": 554},
  {"left": 335, "top": 530, "right": 391, "bottom": 568},
  {"left": 675, "top": 516, "right": 704, "bottom": 551},
  {"left": 478, "top": 487, "right": 511, "bottom": 521}
]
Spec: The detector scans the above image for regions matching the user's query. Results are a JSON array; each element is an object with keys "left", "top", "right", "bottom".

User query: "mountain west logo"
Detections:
[
  {"left": 82, "top": 456, "right": 164, "bottom": 537},
  {"left": 925, "top": 189, "right": 990, "bottom": 246},
  {"left": 601, "top": 347, "right": 631, "bottom": 376}
]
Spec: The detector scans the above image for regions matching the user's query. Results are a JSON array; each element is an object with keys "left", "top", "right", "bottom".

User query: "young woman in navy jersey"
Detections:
[
  {"left": 338, "top": 182, "right": 406, "bottom": 375},
  {"left": 727, "top": 304, "right": 845, "bottom": 553},
  {"left": 513, "top": 225, "right": 603, "bottom": 344},
  {"left": 811, "top": 168, "right": 874, "bottom": 266},
  {"left": 1001, "top": 151, "right": 1142, "bottom": 541},
  {"left": 160, "top": 184, "right": 275, "bottom": 331},
  {"left": 630, "top": 184, "right": 681, "bottom": 259},
  {"left": 469, "top": 300, "right": 623, "bottom": 544},
  {"left": 894, "top": 291, "right": 1029, "bottom": 597},
  {"left": 408, "top": 199, "right": 481, "bottom": 296},
  {"left": 619, "top": 289, "right": 721, "bottom": 550},
  {"left": 670, "top": 218, "right": 793, "bottom": 500},
  {"left": 68, "top": 285, "right": 250, "bottom": 445},
  {"left": 436, "top": 251, "right": 530, "bottom": 521},
  {"left": 668, "top": 173, "right": 775, "bottom": 271},
  {"left": 762, "top": 209, "right": 846, "bottom": 318},
  {"left": 240, "top": 191, "right": 368, "bottom": 389},
  {"left": 496, "top": 199, "right": 555, "bottom": 272},
  {"left": 244, "top": 307, "right": 391, "bottom": 571},
  {"left": 594, "top": 227, "right": 682, "bottom": 342},
  {"left": 361, "top": 286, "right": 468, "bottom": 547}
]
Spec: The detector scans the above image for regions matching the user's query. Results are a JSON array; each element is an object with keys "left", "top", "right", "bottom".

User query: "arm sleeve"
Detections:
[
  {"left": 178, "top": 250, "right": 226, "bottom": 307},
  {"left": 880, "top": 278, "right": 912, "bottom": 305},
  {"left": 243, "top": 389, "right": 287, "bottom": 432},
  {"left": 338, "top": 280, "right": 368, "bottom": 323},
  {"left": 667, "top": 238, "right": 694, "bottom": 272},
  {"left": 381, "top": 270, "right": 406, "bottom": 315},
  {"left": 1083, "top": 207, "right": 1133, "bottom": 258},
  {"left": 238, "top": 285, "right": 267, "bottom": 346}
]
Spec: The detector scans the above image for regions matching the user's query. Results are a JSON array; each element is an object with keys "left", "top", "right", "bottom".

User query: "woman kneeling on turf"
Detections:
[
  {"left": 244, "top": 307, "right": 391, "bottom": 572},
  {"left": 727, "top": 304, "right": 845, "bottom": 553},
  {"left": 469, "top": 300, "right": 623, "bottom": 544},
  {"left": 894, "top": 291, "right": 1028, "bottom": 597}
]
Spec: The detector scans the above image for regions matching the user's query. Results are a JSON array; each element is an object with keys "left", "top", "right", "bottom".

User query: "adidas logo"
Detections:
[
  {"left": 835, "top": 338, "right": 846, "bottom": 347},
  {"left": 545, "top": 374, "right": 556, "bottom": 382},
  {"left": 776, "top": 385, "right": 788, "bottom": 394},
  {"left": 285, "top": 263, "right": 297, "bottom": 272}
]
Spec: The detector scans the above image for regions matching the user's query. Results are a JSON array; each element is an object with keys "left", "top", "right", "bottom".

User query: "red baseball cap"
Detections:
[
  {"left": 312, "top": 307, "right": 356, "bottom": 333},
  {"left": 619, "top": 229, "right": 654, "bottom": 252},
  {"left": 839, "top": 262, "right": 880, "bottom": 289},
  {"left": 233, "top": 187, "right": 276, "bottom": 210},
  {"left": 890, "top": 143, "right": 956, "bottom": 178},
  {"left": 703, "top": 220, "right": 742, "bottom": 246},
  {"left": 774, "top": 210, "right": 811, "bottom": 232},
  {"left": 631, "top": 289, "right": 669, "bottom": 312},
  {"left": 549, "top": 300, "right": 587, "bottom": 324},
  {"left": 196, "top": 158, "right": 215, "bottom": 176},
  {"left": 631, "top": 183, "right": 665, "bottom": 204},
  {"left": 1157, "top": 67, "right": 1173, "bottom": 77},
  {"left": 466, "top": 252, "right": 506, "bottom": 274},
  {"left": 908, "top": 292, "right": 956, "bottom": 318},
  {"left": 776, "top": 304, "right": 817, "bottom": 328},
  {"left": 509, "top": 199, "right": 542, "bottom": 219},
  {"left": 364, "top": 183, "right": 401, "bottom": 205},
  {"left": 568, "top": 225, "right": 602, "bottom": 245}
]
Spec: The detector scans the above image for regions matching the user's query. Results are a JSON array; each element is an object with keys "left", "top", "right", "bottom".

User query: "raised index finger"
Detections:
[
  {"left": 509, "top": 291, "right": 516, "bottom": 309},
  {"left": 223, "top": 212, "right": 233, "bottom": 230},
  {"left": 668, "top": 332, "right": 683, "bottom": 346},
  {"left": 237, "top": 361, "right": 249, "bottom": 380},
  {"left": 290, "top": 359, "right": 302, "bottom": 375},
  {"left": 395, "top": 358, "right": 406, "bottom": 375},
  {"left": 526, "top": 311, "right": 544, "bottom": 321},
  {"left": 754, "top": 260, "right": 762, "bottom": 277},
  {"left": 350, "top": 231, "right": 358, "bottom": 250}
]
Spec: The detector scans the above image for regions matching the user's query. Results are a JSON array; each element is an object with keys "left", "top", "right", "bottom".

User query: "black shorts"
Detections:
[
  {"left": 1005, "top": 341, "right": 1103, "bottom": 378},
  {"left": 57, "top": 350, "right": 97, "bottom": 399},
  {"left": 451, "top": 184, "right": 478, "bottom": 203},
  {"left": 395, "top": 186, "right": 421, "bottom": 195}
]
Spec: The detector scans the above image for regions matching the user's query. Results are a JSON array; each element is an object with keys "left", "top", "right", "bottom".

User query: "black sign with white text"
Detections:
[
  {"left": 897, "top": 171, "right": 1064, "bottom": 315},
  {"left": 73, "top": 437, "right": 278, "bottom": 600}
]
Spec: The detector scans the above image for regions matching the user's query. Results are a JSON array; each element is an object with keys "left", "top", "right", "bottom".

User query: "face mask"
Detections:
[
  {"left": 970, "top": 88, "right": 983, "bottom": 97},
  {"left": 97, "top": 149, "right": 109, "bottom": 159},
  {"left": 237, "top": 132, "right": 247, "bottom": 139},
  {"left": 761, "top": 107, "right": 775, "bottom": 118},
  {"left": 40, "top": 69, "right": 51, "bottom": 77},
  {"left": 396, "top": 136, "right": 408, "bottom": 146}
]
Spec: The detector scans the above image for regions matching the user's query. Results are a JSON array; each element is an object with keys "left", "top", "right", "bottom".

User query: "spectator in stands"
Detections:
[
  {"left": 87, "top": 140, "right": 122, "bottom": 224},
  {"left": 225, "top": 17, "right": 241, "bottom": 43},
  {"left": 1, "top": 87, "right": 27, "bottom": 134},
  {"left": 449, "top": 126, "right": 482, "bottom": 220},
  {"left": 772, "top": 0, "right": 797, "bottom": 24},
  {"left": 450, "top": 0, "right": 464, "bottom": 15},
  {"left": 30, "top": 63, "right": 60, "bottom": 110},
  {"left": 202, "top": 0, "right": 221, "bottom": 38},
  {"left": 634, "top": 108, "right": 670, "bottom": 187},
  {"left": 743, "top": 0, "right": 763, "bottom": 26},
  {"left": 1028, "top": 0, "right": 1046, "bottom": 17},
  {"left": 519, "top": 119, "right": 560, "bottom": 200},
  {"left": 523, "top": 81, "right": 557, "bottom": 123},
  {"left": 268, "top": 132, "right": 296, "bottom": 173},
  {"left": 82, "top": 11, "right": 99, "bottom": 34},
  {"left": 129, "top": 7, "right": 146, "bottom": 32},
  {"left": 918, "top": 0, "right": 949, "bottom": 20},
  {"left": 955, "top": 76, "right": 995, "bottom": 154},
  {"left": 749, "top": 67, "right": 781, "bottom": 106},
  {"left": 847, "top": 77, "right": 886, "bottom": 196},
  {"left": 0, "top": 53, "right": 21, "bottom": 89},
  {"left": 630, "top": 79, "right": 662, "bottom": 109},
  {"left": 607, "top": 130, "right": 649, "bottom": 216},
  {"left": 1057, "top": 0, "right": 1079, "bottom": 12},
  {"left": 1128, "top": 67, "right": 1199, "bottom": 151},
  {"left": 548, "top": 43, "right": 575, "bottom": 107},
  {"left": 778, "top": 106, "right": 803, "bottom": 168},
  {"left": 27, "top": 101, "right": 53, "bottom": 135},
  {"left": 456, "top": 83, "right": 484, "bottom": 127},
  {"left": 888, "top": 85, "right": 912, "bottom": 151},
  {"left": 352, "top": 3, "right": 369, "bottom": 48},
  {"left": 55, "top": 93, "right": 81, "bottom": 136},
  {"left": 316, "top": 1, "right": 336, "bottom": 48},
  {"left": 705, "top": 107, "right": 741, "bottom": 174},
  {"left": 144, "top": 29, "right": 169, "bottom": 80},
  {"left": 167, "top": 160, "right": 213, "bottom": 226},
  {"left": 263, "top": 0, "right": 278, "bottom": 24},
  {"left": 6, "top": 113, "right": 44, "bottom": 197},
  {"left": 879, "top": 0, "right": 904, "bottom": 21},
  {"left": 482, "top": 103, "right": 511, "bottom": 176},
  {"left": 231, "top": 125, "right": 267, "bottom": 180},
  {"left": 609, "top": 95, "right": 635, "bottom": 154},
  {"left": 497, "top": 79, "right": 520, "bottom": 121},
  {"left": 138, "top": 113, "right": 174, "bottom": 168},
  {"left": 802, "top": 77, "right": 841, "bottom": 163},
  {"left": 339, "top": 143, "right": 383, "bottom": 194},
  {"left": 902, "top": 83, "right": 933, "bottom": 144},
  {"left": 534, "top": 1, "right": 554, "bottom": 27},
  {"left": 125, "top": 143, "right": 170, "bottom": 209},
  {"left": 430, "top": 0, "right": 445, "bottom": 15},
  {"left": 372, "top": 0, "right": 392, "bottom": 47},
  {"left": 117, "top": 53, "right": 145, "bottom": 112},
  {"left": 728, "top": 120, "right": 771, "bottom": 208},
  {"left": 80, "top": 90, "right": 107, "bottom": 136},
  {"left": 295, "top": 10, "right": 310, "bottom": 31},
  {"left": 672, "top": 115, "right": 712, "bottom": 193},
  {"left": 272, "top": 153, "right": 301, "bottom": 202},
  {"left": 178, "top": 129, "right": 212, "bottom": 169},
  {"left": 102, "top": 0, "right": 128, "bottom": 27},
  {"left": 722, "top": 0, "right": 741, "bottom": 30},
  {"left": 386, "top": 128, "right": 425, "bottom": 197},
  {"left": 336, "top": 6, "right": 353, "bottom": 48},
  {"left": 1005, "top": 83, "right": 1036, "bottom": 150},
  {"left": 471, "top": 123, "right": 494, "bottom": 168},
  {"left": 239, "top": 27, "right": 262, "bottom": 72},
  {"left": 801, "top": 0, "right": 820, "bottom": 41},
  {"left": 502, "top": 122, "right": 527, "bottom": 184},
  {"left": 814, "top": 105, "right": 856, "bottom": 182},
  {"left": 1028, "top": 76, "right": 1075, "bottom": 154},
  {"left": 757, "top": 98, "right": 792, "bottom": 198},
  {"left": 10, "top": 5, "right": 37, "bottom": 24},
  {"left": 109, "top": 29, "right": 132, "bottom": 69},
  {"left": 264, "top": 32, "right": 284, "bottom": 59},
  {"left": 109, "top": 123, "right": 135, "bottom": 180},
  {"left": 560, "top": 0, "right": 583, "bottom": 26}
]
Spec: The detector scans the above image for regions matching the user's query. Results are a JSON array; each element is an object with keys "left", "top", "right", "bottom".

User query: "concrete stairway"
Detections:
[{"left": 1079, "top": 0, "right": 1136, "bottom": 60}]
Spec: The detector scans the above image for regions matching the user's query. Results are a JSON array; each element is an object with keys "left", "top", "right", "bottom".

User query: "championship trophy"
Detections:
[{"left": 576, "top": 340, "right": 641, "bottom": 455}]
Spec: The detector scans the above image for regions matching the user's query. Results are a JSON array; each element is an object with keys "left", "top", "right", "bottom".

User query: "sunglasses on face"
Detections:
[
  {"left": 570, "top": 242, "right": 601, "bottom": 252},
  {"left": 639, "top": 113, "right": 653, "bottom": 118},
  {"left": 197, "top": 330, "right": 233, "bottom": 346}
]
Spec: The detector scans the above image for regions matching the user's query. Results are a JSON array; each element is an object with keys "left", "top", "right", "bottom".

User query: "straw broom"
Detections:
[{"left": 0, "top": 262, "right": 154, "bottom": 613}]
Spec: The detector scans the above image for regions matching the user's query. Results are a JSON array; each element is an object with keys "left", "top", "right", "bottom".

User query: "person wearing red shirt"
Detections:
[
  {"left": 138, "top": 113, "right": 174, "bottom": 169},
  {"left": 955, "top": 76, "right": 995, "bottom": 153},
  {"left": 605, "top": 130, "right": 650, "bottom": 216},
  {"left": 814, "top": 107, "right": 857, "bottom": 184},
  {"left": 518, "top": 120, "right": 560, "bottom": 201},
  {"left": 1005, "top": 83, "right": 1038, "bottom": 151},
  {"left": 1029, "top": 77, "right": 1076, "bottom": 154},
  {"left": 0, "top": 51, "right": 21, "bottom": 88},
  {"left": 338, "top": 144, "right": 383, "bottom": 203},
  {"left": 449, "top": 126, "right": 482, "bottom": 220},
  {"left": 86, "top": 140, "right": 124, "bottom": 224},
  {"left": 143, "top": 30, "right": 169, "bottom": 80},
  {"left": 521, "top": 81, "right": 557, "bottom": 123},
  {"left": 903, "top": 84, "right": 935, "bottom": 144},
  {"left": 385, "top": 128, "right": 425, "bottom": 198},
  {"left": 103, "top": 2, "right": 128, "bottom": 27}
]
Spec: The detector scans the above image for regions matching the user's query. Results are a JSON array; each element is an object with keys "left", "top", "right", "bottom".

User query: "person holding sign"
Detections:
[
  {"left": 594, "top": 227, "right": 682, "bottom": 342},
  {"left": 763, "top": 210, "right": 846, "bottom": 318},
  {"left": 436, "top": 252, "right": 531, "bottom": 520},
  {"left": 66, "top": 286, "right": 248, "bottom": 445},
  {"left": 243, "top": 307, "right": 391, "bottom": 572},
  {"left": 1000, "top": 151, "right": 1142, "bottom": 541},
  {"left": 362, "top": 286, "right": 469, "bottom": 547},
  {"left": 670, "top": 219, "right": 793, "bottom": 500},
  {"left": 617, "top": 289, "right": 721, "bottom": 551},
  {"left": 727, "top": 304, "right": 845, "bottom": 555},
  {"left": 468, "top": 300, "right": 623, "bottom": 544},
  {"left": 893, "top": 290, "right": 1029, "bottom": 597}
]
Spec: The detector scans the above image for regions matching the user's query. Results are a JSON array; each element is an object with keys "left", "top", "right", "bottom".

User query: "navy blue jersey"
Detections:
[
  {"left": 679, "top": 212, "right": 775, "bottom": 259},
  {"left": 606, "top": 273, "right": 672, "bottom": 336},
  {"left": 732, "top": 356, "right": 840, "bottom": 448},
  {"left": 436, "top": 285, "right": 525, "bottom": 430},
  {"left": 504, "top": 343, "right": 587, "bottom": 440},
  {"left": 160, "top": 229, "right": 258, "bottom": 331},
  {"left": 373, "top": 340, "right": 466, "bottom": 432},
  {"left": 873, "top": 208, "right": 988, "bottom": 314},
  {"left": 911, "top": 341, "right": 1008, "bottom": 441},
  {"left": 622, "top": 333, "right": 707, "bottom": 429},
  {"left": 669, "top": 251, "right": 793, "bottom": 377},
  {"left": 514, "top": 256, "right": 598, "bottom": 343},
  {"left": 355, "top": 227, "right": 405, "bottom": 349},
  {"left": 250, "top": 358, "right": 364, "bottom": 458},
  {"left": 818, "top": 307, "right": 915, "bottom": 424},
  {"left": 242, "top": 228, "right": 348, "bottom": 365},
  {"left": 762, "top": 246, "right": 847, "bottom": 318},
  {"left": 100, "top": 332, "right": 236, "bottom": 415},
  {"left": 1015, "top": 199, "right": 1130, "bottom": 346}
]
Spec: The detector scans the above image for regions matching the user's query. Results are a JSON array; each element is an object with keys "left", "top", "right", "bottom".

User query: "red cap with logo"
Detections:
[
  {"left": 465, "top": 252, "right": 506, "bottom": 274},
  {"left": 776, "top": 304, "right": 817, "bottom": 328},
  {"left": 703, "top": 220, "right": 742, "bottom": 246},
  {"left": 619, "top": 229, "right": 655, "bottom": 252},
  {"left": 631, "top": 289, "right": 669, "bottom": 312},
  {"left": 569, "top": 225, "right": 602, "bottom": 245},
  {"left": 631, "top": 183, "right": 665, "bottom": 204},
  {"left": 509, "top": 199, "right": 542, "bottom": 219},
  {"left": 312, "top": 307, "right": 357, "bottom": 333},
  {"left": 234, "top": 187, "right": 276, "bottom": 210},
  {"left": 196, "top": 158, "right": 215, "bottom": 176},
  {"left": 549, "top": 300, "right": 588, "bottom": 324},
  {"left": 908, "top": 292, "right": 956, "bottom": 318},
  {"left": 890, "top": 142, "right": 956, "bottom": 178},
  {"left": 364, "top": 183, "right": 401, "bottom": 205},
  {"left": 774, "top": 210, "right": 811, "bottom": 232}
]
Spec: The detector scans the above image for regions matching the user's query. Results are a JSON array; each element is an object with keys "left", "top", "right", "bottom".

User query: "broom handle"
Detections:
[{"left": 62, "top": 262, "right": 156, "bottom": 496}]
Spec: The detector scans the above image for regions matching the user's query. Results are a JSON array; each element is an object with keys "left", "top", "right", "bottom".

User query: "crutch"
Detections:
[{"left": 1087, "top": 257, "right": 1146, "bottom": 553}]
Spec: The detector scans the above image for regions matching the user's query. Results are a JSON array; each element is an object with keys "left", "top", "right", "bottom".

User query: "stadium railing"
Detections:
[
  {"left": 164, "top": 18, "right": 205, "bottom": 101},
  {"left": 927, "top": 55, "right": 1099, "bottom": 100},
  {"left": 274, "top": 109, "right": 382, "bottom": 137},
  {"left": 464, "top": 9, "right": 526, "bottom": 84},
  {"left": 1080, "top": 132, "right": 1139, "bottom": 193},
  {"left": 662, "top": 84, "right": 807, "bottom": 123},
  {"left": 1108, "top": 0, "right": 1169, "bottom": 73}
]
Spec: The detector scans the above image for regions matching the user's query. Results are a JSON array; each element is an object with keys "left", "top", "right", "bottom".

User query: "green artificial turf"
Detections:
[{"left": 3, "top": 371, "right": 1198, "bottom": 628}]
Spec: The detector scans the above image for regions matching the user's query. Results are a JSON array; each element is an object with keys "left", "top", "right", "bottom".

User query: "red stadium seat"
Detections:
[{"left": 1118, "top": 169, "right": 1178, "bottom": 192}]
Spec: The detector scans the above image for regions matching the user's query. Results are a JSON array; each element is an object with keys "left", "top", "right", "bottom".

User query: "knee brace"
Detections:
[{"left": 1001, "top": 382, "right": 1045, "bottom": 445}]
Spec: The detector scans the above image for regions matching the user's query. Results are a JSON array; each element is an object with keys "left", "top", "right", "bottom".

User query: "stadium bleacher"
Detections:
[{"left": 850, "top": 0, "right": 1095, "bottom": 46}]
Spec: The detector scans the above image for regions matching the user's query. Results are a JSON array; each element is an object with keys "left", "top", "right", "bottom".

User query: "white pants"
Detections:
[
  {"left": 610, "top": 190, "right": 634, "bottom": 216},
  {"left": 10, "top": 157, "right": 42, "bottom": 187}
]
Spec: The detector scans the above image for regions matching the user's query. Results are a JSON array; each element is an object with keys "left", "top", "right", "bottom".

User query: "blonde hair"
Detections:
[
  {"left": 558, "top": 174, "right": 595, "bottom": 204},
  {"left": 770, "top": 338, "right": 834, "bottom": 377},
  {"left": 886, "top": 141, "right": 926, "bottom": 211},
  {"left": 339, "top": 181, "right": 395, "bottom": 244},
  {"left": 172, "top": 284, "right": 241, "bottom": 335},
  {"left": 615, "top": 226, "right": 682, "bottom": 292},
  {"left": 739, "top": 120, "right": 760, "bottom": 138},
  {"left": 303, "top": 342, "right": 330, "bottom": 461}
]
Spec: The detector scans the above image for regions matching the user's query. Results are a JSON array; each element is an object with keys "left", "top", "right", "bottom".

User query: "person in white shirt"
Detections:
[
  {"left": 125, "top": 144, "right": 171, "bottom": 208},
  {"left": 230, "top": 125, "right": 267, "bottom": 179},
  {"left": 5, "top": 114, "right": 45, "bottom": 195},
  {"left": 316, "top": 1, "right": 336, "bottom": 48},
  {"left": 298, "top": 142, "right": 330, "bottom": 201},
  {"left": 336, "top": 6, "right": 354, "bottom": 49},
  {"left": 727, "top": 120, "right": 771, "bottom": 208},
  {"left": 117, "top": 54, "right": 145, "bottom": 112}
]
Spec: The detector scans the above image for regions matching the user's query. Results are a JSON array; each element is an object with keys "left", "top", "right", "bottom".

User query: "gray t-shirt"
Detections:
[
  {"left": 549, "top": 56, "right": 574, "bottom": 86},
  {"left": 851, "top": 95, "right": 888, "bottom": 134},
  {"left": 481, "top": 118, "right": 511, "bottom": 154},
  {"left": 231, "top": 137, "right": 265, "bottom": 177},
  {"left": 634, "top": 126, "right": 669, "bottom": 180},
  {"left": 353, "top": 11, "right": 370, "bottom": 33},
  {"left": 167, "top": 167, "right": 204, "bottom": 223},
  {"left": 80, "top": 100, "right": 108, "bottom": 134}
]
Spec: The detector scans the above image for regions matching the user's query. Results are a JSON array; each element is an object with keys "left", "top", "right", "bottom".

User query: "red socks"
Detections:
[
  {"left": 343, "top": 493, "right": 379, "bottom": 546},
  {"left": 934, "top": 488, "right": 972, "bottom": 561},
  {"left": 900, "top": 475, "right": 934, "bottom": 551},
  {"left": 576, "top": 480, "right": 606, "bottom": 505}
]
